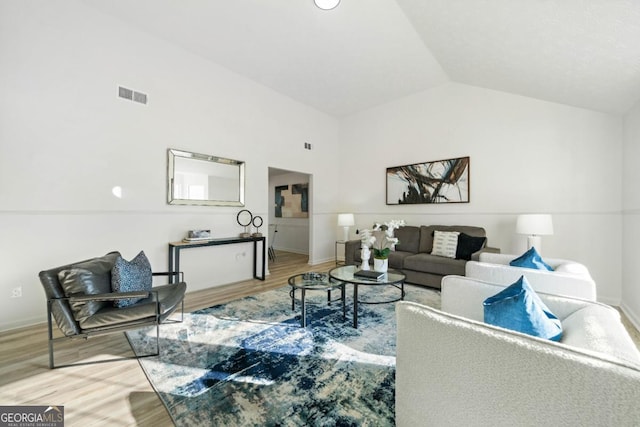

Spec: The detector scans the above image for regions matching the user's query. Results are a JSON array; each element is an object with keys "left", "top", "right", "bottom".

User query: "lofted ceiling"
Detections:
[{"left": 82, "top": 0, "right": 640, "bottom": 117}]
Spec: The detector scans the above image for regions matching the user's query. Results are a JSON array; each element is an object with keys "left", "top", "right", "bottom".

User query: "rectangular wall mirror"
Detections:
[{"left": 167, "top": 149, "right": 245, "bottom": 206}]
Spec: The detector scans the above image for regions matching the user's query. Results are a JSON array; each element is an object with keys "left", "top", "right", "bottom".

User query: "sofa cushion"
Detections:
[
  {"left": 404, "top": 253, "right": 467, "bottom": 276},
  {"left": 419, "top": 225, "right": 486, "bottom": 253},
  {"left": 57, "top": 252, "right": 120, "bottom": 324},
  {"left": 394, "top": 226, "right": 421, "bottom": 253},
  {"left": 80, "top": 299, "right": 157, "bottom": 330},
  {"left": 510, "top": 247, "right": 553, "bottom": 271},
  {"left": 388, "top": 251, "right": 414, "bottom": 270},
  {"left": 431, "top": 230, "right": 460, "bottom": 258},
  {"left": 456, "top": 233, "right": 487, "bottom": 260},
  {"left": 483, "top": 276, "right": 563, "bottom": 341},
  {"left": 554, "top": 262, "right": 590, "bottom": 277},
  {"left": 561, "top": 305, "right": 640, "bottom": 365},
  {"left": 111, "top": 251, "right": 153, "bottom": 308}
]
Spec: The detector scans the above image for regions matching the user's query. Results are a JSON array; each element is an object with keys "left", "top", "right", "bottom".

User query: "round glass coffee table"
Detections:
[
  {"left": 329, "top": 265, "right": 406, "bottom": 328},
  {"left": 288, "top": 272, "right": 346, "bottom": 327}
]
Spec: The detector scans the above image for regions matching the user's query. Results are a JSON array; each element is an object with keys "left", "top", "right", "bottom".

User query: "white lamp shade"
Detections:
[
  {"left": 314, "top": 0, "right": 340, "bottom": 10},
  {"left": 337, "top": 213, "right": 355, "bottom": 227},
  {"left": 516, "top": 214, "right": 554, "bottom": 236}
]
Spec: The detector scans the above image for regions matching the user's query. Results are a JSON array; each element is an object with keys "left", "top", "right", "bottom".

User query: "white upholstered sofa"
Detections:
[
  {"left": 396, "top": 276, "right": 640, "bottom": 426},
  {"left": 465, "top": 252, "right": 596, "bottom": 300}
]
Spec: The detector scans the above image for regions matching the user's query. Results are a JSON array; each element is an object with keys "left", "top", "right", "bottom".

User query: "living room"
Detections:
[{"left": 1, "top": 0, "right": 640, "bottom": 424}]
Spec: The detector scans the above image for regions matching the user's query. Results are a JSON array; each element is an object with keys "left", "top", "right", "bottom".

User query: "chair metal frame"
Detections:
[{"left": 45, "top": 272, "right": 184, "bottom": 369}]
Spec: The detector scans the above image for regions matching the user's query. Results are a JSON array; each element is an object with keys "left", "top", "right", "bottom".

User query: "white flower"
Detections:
[{"left": 359, "top": 219, "right": 405, "bottom": 258}]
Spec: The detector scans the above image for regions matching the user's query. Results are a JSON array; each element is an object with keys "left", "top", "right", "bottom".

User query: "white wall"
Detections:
[
  {"left": 0, "top": 1, "right": 631, "bottom": 331},
  {"left": 0, "top": 1, "right": 340, "bottom": 330},
  {"left": 622, "top": 101, "right": 640, "bottom": 329},
  {"left": 340, "top": 83, "right": 623, "bottom": 304},
  {"left": 268, "top": 171, "right": 311, "bottom": 255}
]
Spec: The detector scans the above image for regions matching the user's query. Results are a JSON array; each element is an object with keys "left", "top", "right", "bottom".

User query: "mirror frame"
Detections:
[{"left": 167, "top": 148, "right": 245, "bottom": 206}]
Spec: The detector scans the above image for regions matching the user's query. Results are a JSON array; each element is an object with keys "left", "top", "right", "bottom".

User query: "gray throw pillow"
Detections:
[{"left": 111, "top": 251, "right": 153, "bottom": 308}]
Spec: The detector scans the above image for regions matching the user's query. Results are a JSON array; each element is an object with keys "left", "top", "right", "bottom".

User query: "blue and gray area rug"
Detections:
[{"left": 126, "top": 284, "right": 440, "bottom": 426}]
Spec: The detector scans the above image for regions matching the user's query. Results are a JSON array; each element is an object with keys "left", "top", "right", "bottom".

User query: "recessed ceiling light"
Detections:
[{"left": 314, "top": 0, "right": 340, "bottom": 11}]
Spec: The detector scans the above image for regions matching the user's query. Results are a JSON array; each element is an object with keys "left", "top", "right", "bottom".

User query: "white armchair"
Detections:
[
  {"left": 464, "top": 252, "right": 596, "bottom": 300},
  {"left": 396, "top": 276, "right": 640, "bottom": 427}
]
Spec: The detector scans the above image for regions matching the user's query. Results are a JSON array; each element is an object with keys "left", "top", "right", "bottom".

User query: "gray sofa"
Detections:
[{"left": 345, "top": 225, "right": 499, "bottom": 289}]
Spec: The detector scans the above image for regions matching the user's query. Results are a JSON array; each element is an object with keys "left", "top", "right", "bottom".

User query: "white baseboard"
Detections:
[
  {"left": 621, "top": 302, "right": 640, "bottom": 332},
  {"left": 1, "top": 315, "right": 45, "bottom": 333},
  {"left": 273, "top": 246, "right": 309, "bottom": 255},
  {"left": 309, "top": 257, "right": 334, "bottom": 266}
]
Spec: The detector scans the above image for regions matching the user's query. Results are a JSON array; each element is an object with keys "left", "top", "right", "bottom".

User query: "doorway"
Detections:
[{"left": 267, "top": 167, "right": 311, "bottom": 264}]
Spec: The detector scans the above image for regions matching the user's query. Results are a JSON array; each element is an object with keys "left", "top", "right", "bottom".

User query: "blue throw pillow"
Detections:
[
  {"left": 509, "top": 247, "right": 554, "bottom": 271},
  {"left": 111, "top": 251, "right": 152, "bottom": 308},
  {"left": 483, "top": 276, "right": 563, "bottom": 341}
]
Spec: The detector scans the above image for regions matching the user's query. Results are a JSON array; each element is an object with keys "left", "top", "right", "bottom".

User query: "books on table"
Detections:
[{"left": 354, "top": 270, "right": 384, "bottom": 281}]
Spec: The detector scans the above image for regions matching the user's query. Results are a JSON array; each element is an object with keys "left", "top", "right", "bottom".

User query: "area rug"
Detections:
[{"left": 126, "top": 284, "right": 440, "bottom": 426}]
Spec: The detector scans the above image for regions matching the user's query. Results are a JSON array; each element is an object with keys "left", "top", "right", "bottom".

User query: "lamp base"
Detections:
[
  {"left": 342, "top": 227, "right": 350, "bottom": 242},
  {"left": 526, "top": 235, "right": 542, "bottom": 254}
]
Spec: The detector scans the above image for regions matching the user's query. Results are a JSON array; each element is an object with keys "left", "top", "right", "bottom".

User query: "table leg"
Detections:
[
  {"left": 172, "top": 248, "right": 180, "bottom": 285},
  {"left": 301, "top": 288, "right": 306, "bottom": 327},
  {"left": 253, "top": 240, "right": 259, "bottom": 279},
  {"left": 253, "top": 238, "right": 266, "bottom": 280},
  {"left": 261, "top": 237, "right": 266, "bottom": 279},
  {"left": 341, "top": 284, "right": 346, "bottom": 321},
  {"left": 291, "top": 287, "right": 295, "bottom": 311},
  {"left": 168, "top": 246, "right": 174, "bottom": 284},
  {"left": 353, "top": 284, "right": 359, "bottom": 328}
]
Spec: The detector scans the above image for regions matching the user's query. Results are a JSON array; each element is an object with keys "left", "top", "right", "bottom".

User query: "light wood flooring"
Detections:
[
  {"left": 0, "top": 251, "right": 328, "bottom": 427},
  {"left": 1, "top": 252, "right": 639, "bottom": 426}
]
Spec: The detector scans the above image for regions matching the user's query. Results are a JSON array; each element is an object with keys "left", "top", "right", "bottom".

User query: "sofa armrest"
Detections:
[
  {"left": 67, "top": 290, "right": 151, "bottom": 303},
  {"left": 344, "top": 239, "right": 361, "bottom": 265},
  {"left": 153, "top": 271, "right": 184, "bottom": 282},
  {"left": 470, "top": 245, "right": 500, "bottom": 261},
  {"left": 465, "top": 261, "right": 597, "bottom": 301},
  {"left": 441, "top": 275, "right": 596, "bottom": 321},
  {"left": 396, "top": 301, "right": 640, "bottom": 427}
]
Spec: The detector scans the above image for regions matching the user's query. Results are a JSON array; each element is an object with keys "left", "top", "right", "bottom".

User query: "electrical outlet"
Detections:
[{"left": 11, "top": 286, "right": 22, "bottom": 298}]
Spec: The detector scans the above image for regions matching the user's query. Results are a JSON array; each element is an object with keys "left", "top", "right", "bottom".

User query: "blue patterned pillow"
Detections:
[
  {"left": 111, "top": 251, "right": 152, "bottom": 308},
  {"left": 483, "top": 276, "right": 563, "bottom": 341},
  {"left": 509, "top": 247, "right": 554, "bottom": 271}
]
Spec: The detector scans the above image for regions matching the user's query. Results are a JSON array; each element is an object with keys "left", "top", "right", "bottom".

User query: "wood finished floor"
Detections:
[
  {"left": 0, "top": 251, "right": 326, "bottom": 427},
  {"left": 1, "top": 251, "right": 639, "bottom": 426}
]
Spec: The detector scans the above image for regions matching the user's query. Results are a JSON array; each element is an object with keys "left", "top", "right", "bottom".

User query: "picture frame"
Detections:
[
  {"left": 386, "top": 156, "right": 470, "bottom": 205},
  {"left": 275, "top": 183, "right": 309, "bottom": 217}
]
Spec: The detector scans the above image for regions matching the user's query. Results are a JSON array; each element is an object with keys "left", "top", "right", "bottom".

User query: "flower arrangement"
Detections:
[{"left": 360, "top": 219, "right": 405, "bottom": 259}]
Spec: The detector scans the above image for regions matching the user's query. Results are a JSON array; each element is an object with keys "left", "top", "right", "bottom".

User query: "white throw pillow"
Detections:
[{"left": 431, "top": 231, "right": 460, "bottom": 258}]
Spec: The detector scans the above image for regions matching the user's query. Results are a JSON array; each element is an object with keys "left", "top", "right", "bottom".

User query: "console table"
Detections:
[{"left": 168, "top": 236, "right": 266, "bottom": 284}]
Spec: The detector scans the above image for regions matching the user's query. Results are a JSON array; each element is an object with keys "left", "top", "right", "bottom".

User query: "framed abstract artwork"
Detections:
[
  {"left": 386, "top": 157, "right": 470, "bottom": 205},
  {"left": 275, "top": 183, "right": 309, "bottom": 217}
]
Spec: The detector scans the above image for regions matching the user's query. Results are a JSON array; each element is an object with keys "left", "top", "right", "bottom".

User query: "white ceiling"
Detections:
[{"left": 82, "top": 0, "right": 640, "bottom": 117}]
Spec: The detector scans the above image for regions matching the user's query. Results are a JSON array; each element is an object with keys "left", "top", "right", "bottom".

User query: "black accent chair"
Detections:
[{"left": 39, "top": 251, "right": 186, "bottom": 368}]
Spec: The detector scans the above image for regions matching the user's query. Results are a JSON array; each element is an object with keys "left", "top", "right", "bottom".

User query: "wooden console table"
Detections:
[{"left": 168, "top": 236, "right": 266, "bottom": 284}]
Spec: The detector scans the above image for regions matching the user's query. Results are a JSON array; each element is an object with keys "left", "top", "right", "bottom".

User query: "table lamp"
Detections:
[
  {"left": 337, "top": 213, "right": 355, "bottom": 242},
  {"left": 516, "top": 214, "right": 554, "bottom": 254}
]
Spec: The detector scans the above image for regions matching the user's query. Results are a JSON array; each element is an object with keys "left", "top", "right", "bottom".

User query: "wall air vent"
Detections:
[
  {"left": 133, "top": 91, "right": 147, "bottom": 104},
  {"left": 118, "top": 86, "right": 148, "bottom": 105},
  {"left": 118, "top": 86, "right": 133, "bottom": 100}
]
